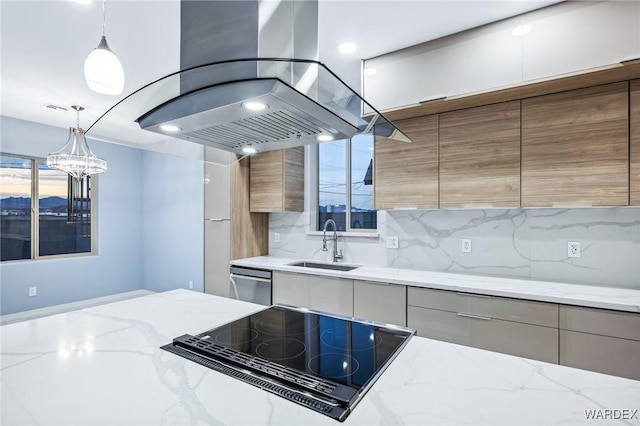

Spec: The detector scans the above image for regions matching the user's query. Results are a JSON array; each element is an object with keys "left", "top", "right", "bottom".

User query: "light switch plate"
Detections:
[
  {"left": 386, "top": 236, "right": 399, "bottom": 249},
  {"left": 274, "top": 233, "right": 280, "bottom": 243}
]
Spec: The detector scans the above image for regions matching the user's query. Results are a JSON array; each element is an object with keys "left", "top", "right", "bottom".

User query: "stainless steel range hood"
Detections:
[
  {"left": 136, "top": 75, "right": 361, "bottom": 153},
  {"left": 88, "top": 1, "right": 410, "bottom": 156}
]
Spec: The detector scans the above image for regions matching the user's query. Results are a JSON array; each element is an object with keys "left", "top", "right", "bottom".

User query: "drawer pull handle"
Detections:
[
  {"left": 456, "top": 292, "right": 492, "bottom": 299},
  {"left": 457, "top": 312, "right": 491, "bottom": 321}
]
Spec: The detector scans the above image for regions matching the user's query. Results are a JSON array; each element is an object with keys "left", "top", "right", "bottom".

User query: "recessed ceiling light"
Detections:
[
  {"left": 363, "top": 68, "right": 377, "bottom": 77},
  {"left": 159, "top": 124, "right": 181, "bottom": 132},
  {"left": 73, "top": 0, "right": 93, "bottom": 4},
  {"left": 242, "top": 147, "right": 258, "bottom": 154},
  {"left": 512, "top": 24, "right": 533, "bottom": 36},
  {"left": 243, "top": 101, "right": 267, "bottom": 111},
  {"left": 338, "top": 42, "right": 357, "bottom": 54},
  {"left": 317, "top": 135, "right": 334, "bottom": 142}
]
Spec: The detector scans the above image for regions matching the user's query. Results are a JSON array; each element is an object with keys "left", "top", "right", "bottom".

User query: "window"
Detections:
[
  {"left": 0, "top": 154, "right": 94, "bottom": 261},
  {"left": 317, "top": 135, "right": 376, "bottom": 231}
]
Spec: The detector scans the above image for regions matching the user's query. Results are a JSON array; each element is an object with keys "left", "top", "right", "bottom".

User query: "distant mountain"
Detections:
[
  {"left": 40, "top": 196, "right": 66, "bottom": 209},
  {"left": 1, "top": 196, "right": 66, "bottom": 210},
  {"left": 0, "top": 197, "right": 30, "bottom": 209}
]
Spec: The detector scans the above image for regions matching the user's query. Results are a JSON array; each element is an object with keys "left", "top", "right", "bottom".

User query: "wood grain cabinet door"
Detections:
[
  {"left": 374, "top": 115, "right": 438, "bottom": 209},
  {"left": 631, "top": 79, "right": 640, "bottom": 206},
  {"left": 439, "top": 101, "right": 521, "bottom": 208},
  {"left": 521, "top": 82, "right": 629, "bottom": 207},
  {"left": 249, "top": 148, "right": 304, "bottom": 212}
]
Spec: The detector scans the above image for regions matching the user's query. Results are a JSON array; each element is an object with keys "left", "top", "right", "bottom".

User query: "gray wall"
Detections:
[{"left": 0, "top": 116, "right": 204, "bottom": 315}]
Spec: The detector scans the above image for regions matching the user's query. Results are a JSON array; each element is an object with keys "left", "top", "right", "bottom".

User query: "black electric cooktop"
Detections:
[{"left": 162, "top": 305, "right": 414, "bottom": 421}]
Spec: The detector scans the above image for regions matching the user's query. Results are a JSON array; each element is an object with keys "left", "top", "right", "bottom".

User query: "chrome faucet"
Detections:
[{"left": 322, "top": 219, "right": 343, "bottom": 262}]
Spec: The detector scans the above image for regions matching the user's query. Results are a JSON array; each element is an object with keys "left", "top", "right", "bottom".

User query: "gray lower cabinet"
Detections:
[
  {"left": 272, "top": 271, "right": 640, "bottom": 379},
  {"left": 559, "top": 306, "right": 640, "bottom": 380},
  {"left": 353, "top": 280, "right": 407, "bottom": 326},
  {"left": 308, "top": 275, "right": 353, "bottom": 317},
  {"left": 272, "top": 271, "right": 353, "bottom": 317},
  {"left": 408, "top": 287, "right": 559, "bottom": 363},
  {"left": 272, "top": 271, "right": 309, "bottom": 308}
]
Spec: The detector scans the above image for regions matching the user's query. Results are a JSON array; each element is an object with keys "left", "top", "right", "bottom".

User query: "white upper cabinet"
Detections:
[{"left": 363, "top": 1, "right": 640, "bottom": 113}]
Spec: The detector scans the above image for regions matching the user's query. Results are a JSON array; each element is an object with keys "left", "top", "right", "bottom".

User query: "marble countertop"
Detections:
[
  {"left": 2, "top": 289, "right": 638, "bottom": 425},
  {"left": 231, "top": 256, "right": 640, "bottom": 313}
]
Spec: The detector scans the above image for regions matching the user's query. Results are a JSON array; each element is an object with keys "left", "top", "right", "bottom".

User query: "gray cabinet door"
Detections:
[
  {"left": 559, "top": 305, "right": 640, "bottom": 380},
  {"left": 560, "top": 330, "right": 640, "bottom": 380},
  {"left": 204, "top": 220, "right": 231, "bottom": 297},
  {"left": 408, "top": 306, "right": 559, "bottom": 363},
  {"left": 309, "top": 276, "right": 353, "bottom": 317},
  {"left": 408, "top": 286, "right": 558, "bottom": 327},
  {"left": 272, "top": 272, "right": 309, "bottom": 308},
  {"left": 354, "top": 281, "right": 407, "bottom": 326},
  {"left": 204, "top": 162, "right": 231, "bottom": 219}
]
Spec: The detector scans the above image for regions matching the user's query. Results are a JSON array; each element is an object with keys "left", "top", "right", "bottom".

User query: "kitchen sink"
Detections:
[{"left": 287, "top": 261, "right": 361, "bottom": 272}]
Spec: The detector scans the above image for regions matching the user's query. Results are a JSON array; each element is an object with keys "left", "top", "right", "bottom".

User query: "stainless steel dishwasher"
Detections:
[{"left": 229, "top": 265, "right": 272, "bottom": 306}]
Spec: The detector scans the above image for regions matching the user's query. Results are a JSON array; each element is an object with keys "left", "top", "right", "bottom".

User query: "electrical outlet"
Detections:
[
  {"left": 568, "top": 241, "right": 581, "bottom": 258},
  {"left": 28, "top": 287, "right": 37, "bottom": 297},
  {"left": 188, "top": 280, "right": 193, "bottom": 289},
  {"left": 461, "top": 238, "right": 472, "bottom": 253},
  {"left": 274, "top": 232, "right": 280, "bottom": 243},
  {"left": 386, "top": 236, "right": 399, "bottom": 249}
]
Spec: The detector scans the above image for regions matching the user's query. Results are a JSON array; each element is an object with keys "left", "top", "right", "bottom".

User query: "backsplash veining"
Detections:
[{"left": 269, "top": 208, "right": 640, "bottom": 289}]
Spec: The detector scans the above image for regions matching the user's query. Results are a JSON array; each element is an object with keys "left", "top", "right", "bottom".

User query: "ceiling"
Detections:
[{"left": 0, "top": 0, "right": 559, "bottom": 147}]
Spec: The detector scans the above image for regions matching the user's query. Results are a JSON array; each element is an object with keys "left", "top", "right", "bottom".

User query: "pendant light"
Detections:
[
  {"left": 47, "top": 106, "right": 108, "bottom": 179},
  {"left": 84, "top": 0, "right": 124, "bottom": 95}
]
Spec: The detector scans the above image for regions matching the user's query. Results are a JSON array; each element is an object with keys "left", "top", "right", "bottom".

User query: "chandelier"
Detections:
[{"left": 47, "top": 106, "right": 108, "bottom": 179}]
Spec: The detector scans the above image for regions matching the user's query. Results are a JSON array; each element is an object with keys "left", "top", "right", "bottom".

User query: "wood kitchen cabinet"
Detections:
[
  {"left": 353, "top": 280, "right": 406, "bottom": 326},
  {"left": 631, "top": 79, "right": 640, "bottom": 206},
  {"left": 521, "top": 82, "right": 629, "bottom": 207},
  {"left": 407, "top": 287, "right": 559, "bottom": 363},
  {"left": 272, "top": 271, "right": 353, "bottom": 317},
  {"left": 559, "top": 305, "right": 640, "bottom": 380},
  {"left": 374, "top": 115, "right": 438, "bottom": 209},
  {"left": 250, "top": 147, "right": 304, "bottom": 212},
  {"left": 439, "top": 101, "right": 521, "bottom": 208}
]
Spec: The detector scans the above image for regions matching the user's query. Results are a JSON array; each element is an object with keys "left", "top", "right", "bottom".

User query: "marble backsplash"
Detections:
[{"left": 269, "top": 208, "right": 640, "bottom": 289}]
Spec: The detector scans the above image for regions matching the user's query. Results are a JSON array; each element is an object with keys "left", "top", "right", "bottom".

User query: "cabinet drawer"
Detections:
[
  {"left": 560, "top": 330, "right": 640, "bottom": 380},
  {"left": 559, "top": 306, "right": 640, "bottom": 341},
  {"left": 408, "top": 306, "right": 559, "bottom": 363},
  {"left": 353, "top": 281, "right": 407, "bottom": 326},
  {"left": 408, "top": 287, "right": 558, "bottom": 328}
]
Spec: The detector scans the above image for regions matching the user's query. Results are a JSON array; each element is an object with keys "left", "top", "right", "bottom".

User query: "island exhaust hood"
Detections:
[{"left": 131, "top": 0, "right": 411, "bottom": 155}]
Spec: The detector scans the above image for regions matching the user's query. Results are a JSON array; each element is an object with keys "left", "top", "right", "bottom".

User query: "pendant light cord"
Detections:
[{"left": 102, "top": 0, "right": 107, "bottom": 37}]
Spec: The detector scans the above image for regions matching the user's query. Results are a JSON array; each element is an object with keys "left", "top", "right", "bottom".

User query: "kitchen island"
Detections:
[{"left": 1, "top": 289, "right": 639, "bottom": 425}]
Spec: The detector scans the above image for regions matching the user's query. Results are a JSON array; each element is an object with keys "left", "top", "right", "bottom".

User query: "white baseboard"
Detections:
[{"left": 0, "top": 290, "right": 155, "bottom": 326}]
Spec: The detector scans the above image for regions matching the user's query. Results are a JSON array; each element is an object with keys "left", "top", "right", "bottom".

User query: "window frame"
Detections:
[
  {"left": 315, "top": 137, "right": 377, "bottom": 233},
  {"left": 0, "top": 152, "right": 97, "bottom": 262}
]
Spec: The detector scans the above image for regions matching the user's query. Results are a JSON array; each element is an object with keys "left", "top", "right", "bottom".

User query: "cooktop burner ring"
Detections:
[
  {"left": 212, "top": 328, "right": 259, "bottom": 346},
  {"left": 320, "top": 326, "right": 383, "bottom": 351},
  {"left": 253, "top": 318, "right": 319, "bottom": 337},
  {"left": 255, "top": 337, "right": 306, "bottom": 361},
  {"left": 307, "top": 353, "right": 361, "bottom": 379}
]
